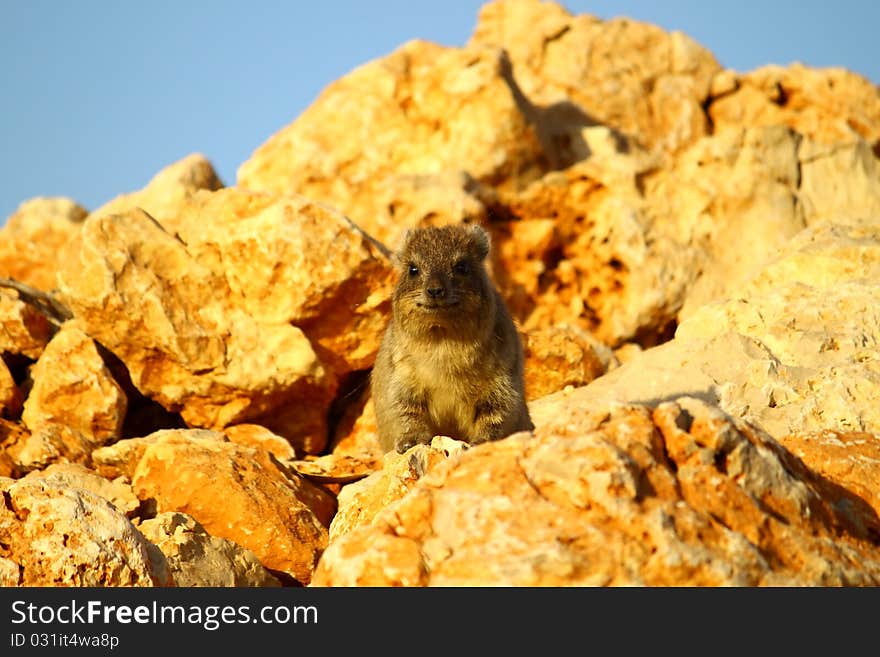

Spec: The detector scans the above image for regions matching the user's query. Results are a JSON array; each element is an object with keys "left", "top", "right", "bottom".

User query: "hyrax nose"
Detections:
[{"left": 426, "top": 285, "right": 445, "bottom": 299}]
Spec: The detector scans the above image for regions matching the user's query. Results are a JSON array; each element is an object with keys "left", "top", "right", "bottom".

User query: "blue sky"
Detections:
[{"left": 2, "top": 1, "right": 878, "bottom": 224}]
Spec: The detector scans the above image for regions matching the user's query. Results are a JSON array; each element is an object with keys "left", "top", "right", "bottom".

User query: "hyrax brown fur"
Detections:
[{"left": 371, "top": 223, "right": 533, "bottom": 453}]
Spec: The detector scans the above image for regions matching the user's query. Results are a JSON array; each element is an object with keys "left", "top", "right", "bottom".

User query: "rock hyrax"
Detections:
[{"left": 371, "top": 223, "right": 533, "bottom": 453}]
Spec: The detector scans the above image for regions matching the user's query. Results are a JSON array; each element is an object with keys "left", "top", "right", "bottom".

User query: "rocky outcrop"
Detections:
[
  {"left": 237, "top": 41, "right": 543, "bottom": 245},
  {"left": 0, "top": 290, "right": 52, "bottom": 360},
  {"left": 88, "top": 152, "right": 224, "bottom": 224},
  {"left": 0, "top": 197, "right": 87, "bottom": 291},
  {"left": 0, "top": 473, "right": 171, "bottom": 586},
  {"left": 328, "top": 437, "right": 467, "bottom": 542},
  {"left": 1, "top": 0, "right": 879, "bottom": 587},
  {"left": 22, "top": 462, "right": 140, "bottom": 517},
  {"left": 469, "top": 0, "right": 720, "bottom": 158},
  {"left": 52, "top": 181, "right": 397, "bottom": 454},
  {"left": 313, "top": 397, "right": 880, "bottom": 586},
  {"left": 521, "top": 325, "right": 612, "bottom": 399},
  {"left": 707, "top": 64, "right": 880, "bottom": 150},
  {"left": 2, "top": 422, "right": 94, "bottom": 473},
  {"left": 138, "top": 512, "right": 281, "bottom": 587},
  {"left": 164, "top": 188, "right": 397, "bottom": 381},
  {"left": 92, "top": 429, "right": 336, "bottom": 585},
  {"left": 560, "top": 219, "right": 880, "bottom": 441},
  {"left": 22, "top": 322, "right": 127, "bottom": 445},
  {"left": 777, "top": 430, "right": 880, "bottom": 524},
  {"left": 56, "top": 206, "right": 332, "bottom": 453}
]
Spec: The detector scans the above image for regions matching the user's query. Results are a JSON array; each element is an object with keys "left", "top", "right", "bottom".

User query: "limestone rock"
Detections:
[
  {"left": 498, "top": 124, "right": 878, "bottom": 345},
  {"left": 798, "top": 138, "right": 880, "bottom": 226},
  {"left": 521, "top": 325, "right": 611, "bottom": 400},
  {"left": 0, "top": 358, "right": 22, "bottom": 419},
  {"left": 328, "top": 439, "right": 464, "bottom": 542},
  {"left": 235, "top": 0, "right": 721, "bottom": 254},
  {"left": 0, "top": 197, "right": 87, "bottom": 291},
  {"left": 0, "top": 290, "right": 52, "bottom": 360},
  {"left": 777, "top": 430, "right": 880, "bottom": 524},
  {"left": 469, "top": 0, "right": 720, "bottom": 157},
  {"left": 138, "top": 512, "right": 281, "bottom": 587},
  {"left": 23, "top": 462, "right": 140, "bottom": 517},
  {"left": 312, "top": 397, "right": 880, "bottom": 586},
  {"left": 0, "top": 556, "right": 19, "bottom": 586},
  {"left": 742, "top": 220, "right": 880, "bottom": 296},
  {"left": 90, "top": 433, "right": 158, "bottom": 480},
  {"left": 501, "top": 155, "right": 686, "bottom": 345},
  {"left": 708, "top": 64, "right": 880, "bottom": 151},
  {"left": 1, "top": 421, "right": 93, "bottom": 473},
  {"left": 57, "top": 207, "right": 332, "bottom": 453},
  {"left": 0, "top": 475, "right": 171, "bottom": 586},
  {"left": 329, "top": 389, "right": 384, "bottom": 466},
  {"left": 532, "top": 219, "right": 880, "bottom": 448},
  {"left": 22, "top": 322, "right": 127, "bottom": 446},
  {"left": 0, "top": 422, "right": 21, "bottom": 477},
  {"left": 287, "top": 453, "right": 379, "bottom": 485},
  {"left": 644, "top": 125, "right": 805, "bottom": 319},
  {"left": 125, "top": 429, "right": 336, "bottom": 585},
  {"left": 168, "top": 188, "right": 396, "bottom": 379},
  {"left": 237, "top": 40, "right": 545, "bottom": 242},
  {"left": 357, "top": 171, "right": 496, "bottom": 246},
  {"left": 234, "top": 0, "right": 879, "bottom": 354},
  {"left": 486, "top": 216, "right": 558, "bottom": 323},
  {"left": 89, "top": 153, "right": 223, "bottom": 225},
  {"left": 223, "top": 423, "right": 297, "bottom": 461},
  {"left": 551, "top": 321, "right": 878, "bottom": 451},
  {"left": 671, "top": 221, "right": 880, "bottom": 438}
]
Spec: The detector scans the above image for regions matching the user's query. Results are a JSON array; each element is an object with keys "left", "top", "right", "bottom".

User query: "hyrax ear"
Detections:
[
  {"left": 392, "top": 229, "right": 415, "bottom": 268},
  {"left": 466, "top": 223, "right": 490, "bottom": 261}
]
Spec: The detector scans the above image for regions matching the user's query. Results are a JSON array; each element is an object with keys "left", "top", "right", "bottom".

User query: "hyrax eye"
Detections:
[
  {"left": 408, "top": 263, "right": 420, "bottom": 277},
  {"left": 453, "top": 260, "right": 470, "bottom": 275}
]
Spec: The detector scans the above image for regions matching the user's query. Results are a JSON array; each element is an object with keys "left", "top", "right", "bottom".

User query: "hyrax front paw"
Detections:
[{"left": 394, "top": 433, "right": 433, "bottom": 454}]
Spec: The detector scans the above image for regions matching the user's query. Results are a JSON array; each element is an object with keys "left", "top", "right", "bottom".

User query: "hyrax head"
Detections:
[{"left": 392, "top": 224, "right": 495, "bottom": 337}]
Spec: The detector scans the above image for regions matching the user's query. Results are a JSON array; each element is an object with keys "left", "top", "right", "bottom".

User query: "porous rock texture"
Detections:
[
  {"left": 1, "top": 0, "right": 879, "bottom": 587},
  {"left": 0, "top": 197, "right": 87, "bottom": 291},
  {"left": 138, "top": 512, "right": 282, "bottom": 587},
  {"left": 22, "top": 322, "right": 127, "bottom": 446},
  {"left": 0, "top": 473, "right": 171, "bottom": 586},
  {"left": 92, "top": 429, "right": 336, "bottom": 585},
  {"left": 313, "top": 397, "right": 880, "bottom": 586}
]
